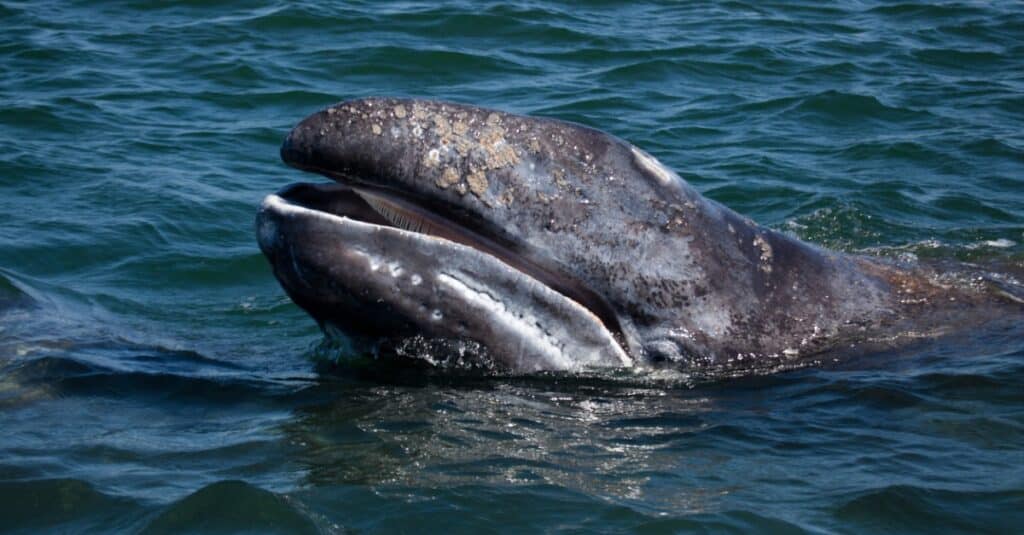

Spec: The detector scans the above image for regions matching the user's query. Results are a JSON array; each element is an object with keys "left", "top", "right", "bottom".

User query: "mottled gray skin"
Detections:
[{"left": 261, "top": 97, "right": 997, "bottom": 372}]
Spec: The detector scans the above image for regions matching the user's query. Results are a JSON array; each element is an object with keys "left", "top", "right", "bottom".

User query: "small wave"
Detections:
[
  {"left": 0, "top": 478, "right": 145, "bottom": 533},
  {"left": 790, "top": 91, "right": 930, "bottom": 125},
  {"left": 960, "top": 137, "right": 1024, "bottom": 162},
  {"left": 662, "top": 511, "right": 810, "bottom": 534},
  {"left": 596, "top": 58, "right": 776, "bottom": 86},
  {"left": 866, "top": 3, "right": 988, "bottom": 18},
  {"left": 4, "top": 345, "right": 311, "bottom": 407},
  {"left": 0, "top": 270, "right": 34, "bottom": 313},
  {"left": 783, "top": 201, "right": 900, "bottom": 251},
  {"left": 912, "top": 48, "right": 1007, "bottom": 70},
  {"left": 313, "top": 45, "right": 534, "bottom": 79},
  {"left": 835, "top": 139, "right": 957, "bottom": 168},
  {"left": 798, "top": 60, "right": 860, "bottom": 79},
  {"left": 963, "top": 238, "right": 1018, "bottom": 250},
  {"left": 859, "top": 234, "right": 1023, "bottom": 265},
  {"left": 232, "top": 5, "right": 376, "bottom": 33},
  {"left": 833, "top": 484, "right": 1024, "bottom": 533},
  {"left": 141, "top": 480, "right": 324, "bottom": 534}
]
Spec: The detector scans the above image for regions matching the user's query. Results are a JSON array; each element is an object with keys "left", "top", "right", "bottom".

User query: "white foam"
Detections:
[{"left": 984, "top": 238, "right": 1016, "bottom": 248}]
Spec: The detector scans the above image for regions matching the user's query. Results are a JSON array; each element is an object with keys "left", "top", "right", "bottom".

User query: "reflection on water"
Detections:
[{"left": 286, "top": 381, "right": 721, "bottom": 513}]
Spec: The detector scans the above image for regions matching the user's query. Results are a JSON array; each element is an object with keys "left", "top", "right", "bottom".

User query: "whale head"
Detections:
[
  {"left": 259, "top": 98, "right": 662, "bottom": 372},
  {"left": 259, "top": 97, "right": 894, "bottom": 373}
]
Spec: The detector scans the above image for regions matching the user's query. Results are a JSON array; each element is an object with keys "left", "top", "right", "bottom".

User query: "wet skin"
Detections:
[{"left": 258, "top": 97, "right": 1017, "bottom": 373}]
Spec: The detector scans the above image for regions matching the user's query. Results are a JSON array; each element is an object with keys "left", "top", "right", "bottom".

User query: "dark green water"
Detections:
[{"left": 2, "top": 1, "right": 1023, "bottom": 532}]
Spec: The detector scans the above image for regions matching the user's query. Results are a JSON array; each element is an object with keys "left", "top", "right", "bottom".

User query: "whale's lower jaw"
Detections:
[{"left": 257, "top": 183, "right": 633, "bottom": 373}]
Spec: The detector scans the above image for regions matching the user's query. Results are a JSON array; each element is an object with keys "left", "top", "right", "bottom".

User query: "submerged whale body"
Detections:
[{"left": 257, "top": 97, "right": 1019, "bottom": 374}]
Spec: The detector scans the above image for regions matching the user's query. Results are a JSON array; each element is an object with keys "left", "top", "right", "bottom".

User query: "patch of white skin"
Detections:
[
  {"left": 345, "top": 247, "right": 378, "bottom": 272},
  {"left": 630, "top": 146, "right": 679, "bottom": 185},
  {"left": 689, "top": 304, "right": 733, "bottom": 339},
  {"left": 625, "top": 225, "right": 735, "bottom": 341}
]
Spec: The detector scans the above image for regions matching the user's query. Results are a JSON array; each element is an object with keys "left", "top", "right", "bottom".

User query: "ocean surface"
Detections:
[{"left": 2, "top": 1, "right": 1023, "bottom": 532}]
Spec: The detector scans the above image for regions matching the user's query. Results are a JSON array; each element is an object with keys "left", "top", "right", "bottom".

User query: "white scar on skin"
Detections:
[{"left": 631, "top": 146, "right": 679, "bottom": 185}]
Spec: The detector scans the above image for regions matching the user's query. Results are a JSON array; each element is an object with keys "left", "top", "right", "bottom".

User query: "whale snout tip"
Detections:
[
  {"left": 279, "top": 133, "right": 298, "bottom": 166},
  {"left": 280, "top": 121, "right": 311, "bottom": 168},
  {"left": 280, "top": 109, "right": 334, "bottom": 168}
]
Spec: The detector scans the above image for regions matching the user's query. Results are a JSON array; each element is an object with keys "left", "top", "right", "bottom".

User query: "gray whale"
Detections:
[{"left": 257, "top": 97, "right": 1017, "bottom": 373}]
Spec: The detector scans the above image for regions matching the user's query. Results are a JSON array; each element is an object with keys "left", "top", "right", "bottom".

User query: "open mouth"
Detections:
[{"left": 266, "top": 179, "right": 631, "bottom": 357}]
